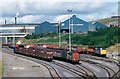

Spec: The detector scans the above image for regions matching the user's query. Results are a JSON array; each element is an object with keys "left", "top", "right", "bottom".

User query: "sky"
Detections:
[{"left": 0, "top": 0, "right": 119, "bottom": 24}]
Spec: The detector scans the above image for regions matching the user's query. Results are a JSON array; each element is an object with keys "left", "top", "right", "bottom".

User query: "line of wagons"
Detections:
[
  {"left": 14, "top": 44, "right": 81, "bottom": 63},
  {"left": 84, "top": 46, "right": 107, "bottom": 56}
]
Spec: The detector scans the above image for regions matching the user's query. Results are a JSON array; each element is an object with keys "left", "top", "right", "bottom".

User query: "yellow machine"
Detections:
[
  {"left": 95, "top": 47, "right": 107, "bottom": 56},
  {"left": 100, "top": 49, "right": 107, "bottom": 55}
]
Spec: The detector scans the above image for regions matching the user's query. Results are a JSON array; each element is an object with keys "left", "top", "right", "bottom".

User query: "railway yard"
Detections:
[
  {"left": 1, "top": 1, "right": 120, "bottom": 79},
  {"left": 1, "top": 46, "right": 120, "bottom": 79}
]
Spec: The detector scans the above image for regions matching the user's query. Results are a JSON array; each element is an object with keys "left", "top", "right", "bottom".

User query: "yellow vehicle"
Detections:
[
  {"left": 100, "top": 49, "right": 107, "bottom": 55},
  {"left": 95, "top": 47, "right": 107, "bottom": 56}
]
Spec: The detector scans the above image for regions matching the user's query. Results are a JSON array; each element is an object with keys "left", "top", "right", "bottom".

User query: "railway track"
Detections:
[
  {"left": 52, "top": 60, "right": 97, "bottom": 79},
  {"left": 3, "top": 48, "right": 119, "bottom": 79},
  {"left": 80, "top": 59, "right": 117, "bottom": 79},
  {"left": 83, "top": 54, "right": 119, "bottom": 66},
  {"left": 3, "top": 48, "right": 98, "bottom": 78},
  {"left": 3, "top": 48, "right": 90, "bottom": 79},
  {"left": 91, "top": 56, "right": 120, "bottom": 69},
  {"left": 3, "top": 48, "right": 87, "bottom": 78},
  {"left": 32, "top": 60, "right": 61, "bottom": 79},
  {"left": 3, "top": 48, "right": 61, "bottom": 79},
  {"left": 82, "top": 54, "right": 120, "bottom": 78},
  {"left": 4, "top": 48, "right": 94, "bottom": 79},
  {"left": 75, "top": 64, "right": 97, "bottom": 79},
  {"left": 111, "top": 69, "right": 120, "bottom": 79}
]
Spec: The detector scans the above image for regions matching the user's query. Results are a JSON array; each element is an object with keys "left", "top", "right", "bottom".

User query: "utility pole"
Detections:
[
  {"left": 71, "top": 20, "right": 73, "bottom": 33},
  {"left": 67, "top": 9, "right": 72, "bottom": 52},
  {"left": 58, "top": 21, "right": 61, "bottom": 48}
]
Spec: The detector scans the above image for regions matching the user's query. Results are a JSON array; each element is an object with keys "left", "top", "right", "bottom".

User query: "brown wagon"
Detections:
[
  {"left": 67, "top": 51, "right": 80, "bottom": 63},
  {"left": 15, "top": 46, "right": 53, "bottom": 61}
]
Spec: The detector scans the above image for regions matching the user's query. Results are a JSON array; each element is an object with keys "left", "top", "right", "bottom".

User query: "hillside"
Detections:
[
  {"left": 106, "top": 44, "right": 120, "bottom": 53},
  {"left": 21, "top": 33, "right": 70, "bottom": 46},
  {"left": 72, "top": 27, "right": 119, "bottom": 48},
  {"left": 94, "top": 17, "right": 119, "bottom": 26},
  {"left": 21, "top": 27, "right": 119, "bottom": 48}
]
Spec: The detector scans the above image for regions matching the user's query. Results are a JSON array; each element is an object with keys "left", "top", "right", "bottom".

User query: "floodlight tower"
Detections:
[
  {"left": 67, "top": 9, "right": 72, "bottom": 52},
  {"left": 58, "top": 21, "right": 61, "bottom": 48}
]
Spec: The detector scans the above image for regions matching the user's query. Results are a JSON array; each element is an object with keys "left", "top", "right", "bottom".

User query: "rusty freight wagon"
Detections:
[
  {"left": 87, "top": 47, "right": 95, "bottom": 54},
  {"left": 15, "top": 46, "right": 53, "bottom": 61},
  {"left": 36, "top": 48, "right": 53, "bottom": 61},
  {"left": 67, "top": 51, "right": 80, "bottom": 63}
]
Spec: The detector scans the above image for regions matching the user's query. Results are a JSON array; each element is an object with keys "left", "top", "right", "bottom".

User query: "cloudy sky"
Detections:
[{"left": 0, "top": 0, "right": 119, "bottom": 24}]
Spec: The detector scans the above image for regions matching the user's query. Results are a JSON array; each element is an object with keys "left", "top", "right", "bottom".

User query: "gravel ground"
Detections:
[
  {"left": 2, "top": 52, "right": 50, "bottom": 77},
  {"left": 0, "top": 60, "right": 2, "bottom": 78},
  {"left": 0, "top": 49, "right": 2, "bottom": 78}
]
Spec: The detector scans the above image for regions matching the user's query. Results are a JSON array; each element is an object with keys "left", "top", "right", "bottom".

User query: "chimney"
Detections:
[
  {"left": 15, "top": 17, "right": 17, "bottom": 24},
  {"left": 5, "top": 19, "right": 6, "bottom": 25}
]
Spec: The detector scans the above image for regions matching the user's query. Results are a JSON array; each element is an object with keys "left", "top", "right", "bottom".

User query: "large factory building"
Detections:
[
  {"left": 1, "top": 15, "right": 108, "bottom": 36},
  {"left": 35, "top": 21, "right": 57, "bottom": 35},
  {"left": 35, "top": 15, "right": 108, "bottom": 34},
  {"left": 60, "top": 15, "right": 89, "bottom": 33}
]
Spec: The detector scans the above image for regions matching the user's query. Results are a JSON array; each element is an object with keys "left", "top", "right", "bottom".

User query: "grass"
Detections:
[
  {"left": 20, "top": 33, "right": 88, "bottom": 48},
  {"left": 21, "top": 34, "right": 68, "bottom": 44},
  {"left": 22, "top": 34, "right": 70, "bottom": 44}
]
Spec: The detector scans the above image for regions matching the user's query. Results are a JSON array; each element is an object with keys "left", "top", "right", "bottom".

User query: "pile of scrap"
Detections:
[{"left": 106, "top": 44, "right": 120, "bottom": 60}]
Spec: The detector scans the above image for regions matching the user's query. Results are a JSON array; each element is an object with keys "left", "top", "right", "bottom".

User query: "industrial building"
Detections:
[
  {"left": 60, "top": 15, "right": 89, "bottom": 33},
  {"left": 0, "top": 15, "right": 108, "bottom": 44},
  {"left": 35, "top": 21, "right": 57, "bottom": 35},
  {"left": 91, "top": 22, "right": 108, "bottom": 30},
  {"left": 0, "top": 15, "right": 108, "bottom": 36},
  {"left": 0, "top": 23, "right": 40, "bottom": 44},
  {"left": 34, "top": 15, "right": 108, "bottom": 34},
  {"left": 1, "top": 24, "right": 39, "bottom": 34}
]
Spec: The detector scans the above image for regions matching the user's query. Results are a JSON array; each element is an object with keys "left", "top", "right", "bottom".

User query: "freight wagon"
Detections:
[
  {"left": 67, "top": 51, "right": 80, "bottom": 63},
  {"left": 15, "top": 45, "right": 53, "bottom": 61},
  {"left": 37, "top": 45, "right": 81, "bottom": 63},
  {"left": 85, "top": 46, "right": 107, "bottom": 56},
  {"left": 13, "top": 44, "right": 81, "bottom": 63},
  {"left": 52, "top": 48, "right": 80, "bottom": 63},
  {"left": 53, "top": 50, "right": 62, "bottom": 59},
  {"left": 87, "top": 47, "right": 95, "bottom": 54}
]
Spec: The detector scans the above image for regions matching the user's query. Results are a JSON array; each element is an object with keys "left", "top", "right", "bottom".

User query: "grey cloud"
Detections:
[
  {"left": 0, "top": 1, "right": 118, "bottom": 24},
  {"left": 2, "top": 2, "right": 20, "bottom": 17},
  {"left": 1, "top": 2, "right": 117, "bottom": 17}
]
